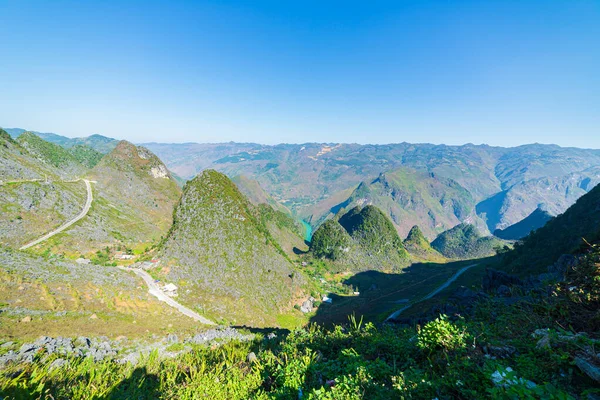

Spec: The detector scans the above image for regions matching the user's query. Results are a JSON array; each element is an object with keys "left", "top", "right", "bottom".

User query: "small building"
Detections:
[
  {"left": 322, "top": 296, "right": 332, "bottom": 304},
  {"left": 163, "top": 283, "right": 178, "bottom": 297},
  {"left": 114, "top": 252, "right": 135, "bottom": 260}
]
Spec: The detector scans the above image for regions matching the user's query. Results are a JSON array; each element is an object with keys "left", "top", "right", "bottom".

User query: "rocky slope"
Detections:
[
  {"left": 0, "top": 246, "right": 196, "bottom": 339},
  {"left": 0, "top": 130, "right": 87, "bottom": 248},
  {"left": 16, "top": 132, "right": 88, "bottom": 179},
  {"left": 158, "top": 170, "right": 305, "bottom": 327}
]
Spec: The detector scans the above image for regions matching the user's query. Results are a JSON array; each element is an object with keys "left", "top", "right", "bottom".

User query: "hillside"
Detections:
[
  {"left": 158, "top": 170, "right": 306, "bottom": 327},
  {"left": 503, "top": 182, "right": 600, "bottom": 275},
  {"left": 27, "top": 141, "right": 181, "bottom": 256},
  {"left": 67, "top": 144, "right": 104, "bottom": 168},
  {"left": 0, "top": 246, "right": 196, "bottom": 339},
  {"left": 0, "top": 130, "right": 87, "bottom": 248},
  {"left": 494, "top": 207, "right": 553, "bottom": 240},
  {"left": 231, "top": 175, "right": 290, "bottom": 215},
  {"left": 16, "top": 132, "right": 87, "bottom": 179},
  {"left": 431, "top": 223, "right": 505, "bottom": 259}
]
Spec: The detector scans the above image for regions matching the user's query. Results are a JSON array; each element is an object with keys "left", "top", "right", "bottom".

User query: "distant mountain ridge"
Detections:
[
  {"left": 141, "top": 141, "right": 600, "bottom": 240},
  {"left": 4, "top": 127, "right": 118, "bottom": 153},
  {"left": 5, "top": 126, "right": 600, "bottom": 242}
]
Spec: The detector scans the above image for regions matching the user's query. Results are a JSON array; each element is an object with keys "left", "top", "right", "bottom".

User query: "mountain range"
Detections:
[{"left": 6, "top": 127, "right": 600, "bottom": 244}]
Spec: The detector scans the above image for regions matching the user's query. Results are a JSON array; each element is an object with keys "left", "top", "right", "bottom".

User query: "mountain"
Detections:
[
  {"left": 0, "top": 129, "right": 87, "bottom": 248},
  {"left": 310, "top": 205, "right": 410, "bottom": 272},
  {"left": 158, "top": 170, "right": 305, "bottom": 326},
  {"left": 231, "top": 175, "right": 290, "bottom": 215},
  {"left": 4, "top": 128, "right": 26, "bottom": 138},
  {"left": 23, "top": 141, "right": 182, "bottom": 256},
  {"left": 310, "top": 219, "right": 353, "bottom": 261},
  {"left": 431, "top": 223, "right": 505, "bottom": 259},
  {"left": 2, "top": 127, "right": 118, "bottom": 154},
  {"left": 477, "top": 167, "right": 600, "bottom": 232},
  {"left": 503, "top": 182, "right": 600, "bottom": 275},
  {"left": 65, "top": 134, "right": 118, "bottom": 153},
  {"left": 494, "top": 207, "right": 553, "bottom": 240},
  {"left": 141, "top": 142, "right": 264, "bottom": 179},
  {"left": 403, "top": 225, "right": 445, "bottom": 262}
]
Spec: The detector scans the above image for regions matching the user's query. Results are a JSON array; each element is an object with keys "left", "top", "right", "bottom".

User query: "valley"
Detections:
[{"left": 2, "top": 128, "right": 600, "bottom": 398}]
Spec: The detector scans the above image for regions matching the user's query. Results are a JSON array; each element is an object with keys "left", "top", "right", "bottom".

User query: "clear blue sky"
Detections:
[{"left": 1, "top": 0, "right": 598, "bottom": 147}]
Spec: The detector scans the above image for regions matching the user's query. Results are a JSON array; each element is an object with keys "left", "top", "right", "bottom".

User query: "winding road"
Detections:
[
  {"left": 385, "top": 264, "right": 477, "bottom": 321},
  {"left": 118, "top": 266, "right": 215, "bottom": 325},
  {"left": 20, "top": 179, "right": 94, "bottom": 250}
]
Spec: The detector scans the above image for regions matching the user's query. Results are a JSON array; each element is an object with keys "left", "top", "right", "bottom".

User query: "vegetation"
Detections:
[
  {"left": 34, "top": 141, "right": 182, "bottom": 256},
  {"left": 432, "top": 223, "right": 505, "bottom": 260},
  {"left": 310, "top": 205, "right": 410, "bottom": 272},
  {"left": 67, "top": 144, "right": 104, "bottom": 168}
]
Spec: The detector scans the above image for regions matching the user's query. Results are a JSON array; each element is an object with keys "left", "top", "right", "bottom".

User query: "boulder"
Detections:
[
  {"left": 575, "top": 356, "right": 600, "bottom": 383},
  {"left": 167, "top": 334, "right": 179, "bottom": 344},
  {"left": 300, "top": 299, "right": 313, "bottom": 313},
  {"left": 548, "top": 254, "right": 578, "bottom": 280},
  {"left": 496, "top": 285, "right": 511, "bottom": 297}
]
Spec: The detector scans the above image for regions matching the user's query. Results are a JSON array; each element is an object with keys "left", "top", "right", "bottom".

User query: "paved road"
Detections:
[
  {"left": 385, "top": 264, "right": 477, "bottom": 321},
  {"left": 20, "top": 179, "right": 93, "bottom": 250},
  {"left": 118, "top": 266, "right": 215, "bottom": 325}
]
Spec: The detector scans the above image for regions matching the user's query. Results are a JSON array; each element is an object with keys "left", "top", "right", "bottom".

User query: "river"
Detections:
[{"left": 300, "top": 220, "right": 313, "bottom": 242}]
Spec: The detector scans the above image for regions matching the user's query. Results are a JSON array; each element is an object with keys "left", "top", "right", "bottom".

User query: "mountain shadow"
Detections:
[
  {"left": 309, "top": 259, "right": 477, "bottom": 327},
  {"left": 476, "top": 190, "right": 508, "bottom": 232}
]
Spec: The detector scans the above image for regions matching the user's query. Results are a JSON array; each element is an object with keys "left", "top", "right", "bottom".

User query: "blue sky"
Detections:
[{"left": 1, "top": 0, "right": 598, "bottom": 147}]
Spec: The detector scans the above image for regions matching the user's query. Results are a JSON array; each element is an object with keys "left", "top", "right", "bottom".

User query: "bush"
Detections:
[{"left": 417, "top": 314, "right": 469, "bottom": 352}]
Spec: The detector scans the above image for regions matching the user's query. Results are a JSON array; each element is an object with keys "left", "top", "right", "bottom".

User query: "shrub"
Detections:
[{"left": 417, "top": 314, "right": 469, "bottom": 352}]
